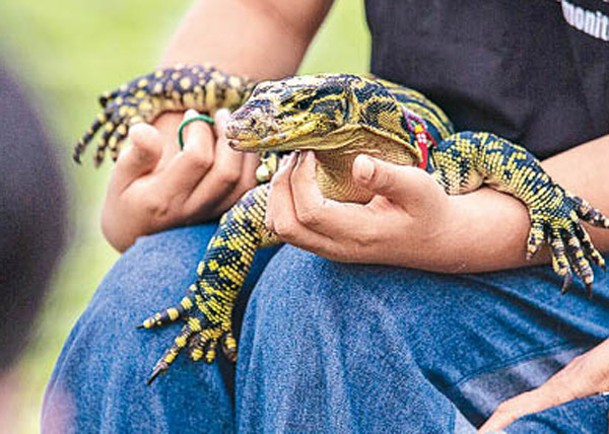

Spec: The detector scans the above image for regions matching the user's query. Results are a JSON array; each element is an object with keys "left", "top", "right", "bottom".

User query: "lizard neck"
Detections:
[{"left": 313, "top": 130, "right": 418, "bottom": 203}]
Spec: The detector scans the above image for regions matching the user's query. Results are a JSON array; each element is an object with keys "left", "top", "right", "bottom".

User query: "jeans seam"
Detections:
[{"left": 450, "top": 341, "right": 593, "bottom": 390}]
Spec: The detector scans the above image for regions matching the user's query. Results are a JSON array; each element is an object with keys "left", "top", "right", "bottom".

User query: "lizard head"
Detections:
[{"left": 226, "top": 74, "right": 419, "bottom": 160}]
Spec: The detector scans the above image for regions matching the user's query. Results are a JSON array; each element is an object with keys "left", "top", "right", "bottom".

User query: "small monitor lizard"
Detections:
[{"left": 74, "top": 65, "right": 609, "bottom": 383}]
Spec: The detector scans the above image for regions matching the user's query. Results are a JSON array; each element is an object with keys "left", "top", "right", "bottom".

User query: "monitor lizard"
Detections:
[{"left": 74, "top": 65, "right": 609, "bottom": 383}]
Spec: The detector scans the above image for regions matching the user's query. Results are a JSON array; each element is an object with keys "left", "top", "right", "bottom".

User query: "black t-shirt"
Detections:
[{"left": 366, "top": 0, "right": 609, "bottom": 159}]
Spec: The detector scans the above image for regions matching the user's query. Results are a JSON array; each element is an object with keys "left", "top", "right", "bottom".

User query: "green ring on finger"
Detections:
[{"left": 178, "top": 114, "right": 215, "bottom": 150}]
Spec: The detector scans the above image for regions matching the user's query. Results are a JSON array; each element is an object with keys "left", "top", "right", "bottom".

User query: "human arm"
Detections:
[
  {"left": 265, "top": 135, "right": 609, "bottom": 430},
  {"left": 264, "top": 133, "right": 609, "bottom": 273},
  {"left": 101, "top": 0, "right": 333, "bottom": 252}
]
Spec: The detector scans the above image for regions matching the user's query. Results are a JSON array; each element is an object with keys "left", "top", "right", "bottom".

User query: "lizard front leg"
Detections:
[
  {"left": 139, "top": 183, "right": 278, "bottom": 383},
  {"left": 431, "top": 131, "right": 609, "bottom": 295},
  {"left": 73, "top": 64, "right": 255, "bottom": 166}
]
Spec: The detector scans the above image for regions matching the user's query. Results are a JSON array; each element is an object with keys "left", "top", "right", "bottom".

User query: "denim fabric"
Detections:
[
  {"left": 43, "top": 224, "right": 609, "bottom": 433},
  {"left": 42, "top": 224, "right": 279, "bottom": 433},
  {"left": 237, "top": 245, "right": 609, "bottom": 433}
]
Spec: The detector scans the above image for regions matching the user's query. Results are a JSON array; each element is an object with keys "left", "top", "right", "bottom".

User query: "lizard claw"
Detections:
[
  {"left": 559, "top": 269, "right": 574, "bottom": 295},
  {"left": 147, "top": 362, "right": 167, "bottom": 385}
]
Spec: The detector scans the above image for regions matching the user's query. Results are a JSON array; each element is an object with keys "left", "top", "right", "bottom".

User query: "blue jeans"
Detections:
[{"left": 42, "top": 224, "right": 609, "bottom": 433}]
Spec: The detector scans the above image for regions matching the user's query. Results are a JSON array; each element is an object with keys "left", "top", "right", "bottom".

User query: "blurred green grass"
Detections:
[{"left": 0, "top": 1, "right": 369, "bottom": 432}]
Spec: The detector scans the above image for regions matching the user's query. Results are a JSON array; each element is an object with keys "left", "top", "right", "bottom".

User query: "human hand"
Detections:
[
  {"left": 479, "top": 339, "right": 609, "bottom": 433},
  {"left": 101, "top": 109, "right": 259, "bottom": 252},
  {"left": 265, "top": 151, "right": 462, "bottom": 268}
]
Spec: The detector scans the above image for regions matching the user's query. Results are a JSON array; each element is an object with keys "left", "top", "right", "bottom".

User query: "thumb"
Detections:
[
  {"left": 112, "top": 123, "right": 162, "bottom": 191},
  {"left": 353, "top": 154, "right": 439, "bottom": 210}
]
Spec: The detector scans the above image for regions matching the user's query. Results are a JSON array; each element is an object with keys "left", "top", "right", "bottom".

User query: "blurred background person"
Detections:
[{"left": 0, "top": 59, "right": 66, "bottom": 425}]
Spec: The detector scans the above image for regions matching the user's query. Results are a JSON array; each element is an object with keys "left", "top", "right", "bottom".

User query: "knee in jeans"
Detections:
[{"left": 249, "top": 247, "right": 344, "bottom": 323}]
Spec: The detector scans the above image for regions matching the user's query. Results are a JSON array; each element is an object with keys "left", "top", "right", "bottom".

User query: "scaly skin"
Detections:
[
  {"left": 73, "top": 64, "right": 255, "bottom": 166},
  {"left": 75, "top": 66, "right": 609, "bottom": 383}
]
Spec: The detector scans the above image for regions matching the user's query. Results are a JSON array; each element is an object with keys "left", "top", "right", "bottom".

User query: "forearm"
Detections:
[
  {"left": 422, "top": 134, "right": 609, "bottom": 274},
  {"left": 159, "top": 0, "right": 333, "bottom": 79}
]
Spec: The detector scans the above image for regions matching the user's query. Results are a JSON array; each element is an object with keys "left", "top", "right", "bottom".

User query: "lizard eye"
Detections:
[{"left": 293, "top": 95, "right": 316, "bottom": 111}]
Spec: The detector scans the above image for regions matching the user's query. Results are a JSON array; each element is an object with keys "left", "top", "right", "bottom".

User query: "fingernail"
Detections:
[
  {"left": 355, "top": 155, "right": 375, "bottom": 182},
  {"left": 295, "top": 151, "right": 307, "bottom": 167},
  {"left": 279, "top": 153, "right": 292, "bottom": 168},
  {"left": 304, "top": 150, "right": 315, "bottom": 163},
  {"left": 184, "top": 109, "right": 199, "bottom": 119},
  {"left": 215, "top": 108, "right": 231, "bottom": 122}
]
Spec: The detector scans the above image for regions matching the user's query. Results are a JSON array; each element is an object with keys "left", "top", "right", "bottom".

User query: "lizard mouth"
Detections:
[{"left": 227, "top": 120, "right": 319, "bottom": 152}]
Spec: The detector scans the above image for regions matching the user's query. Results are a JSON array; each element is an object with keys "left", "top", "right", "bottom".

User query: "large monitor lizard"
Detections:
[{"left": 74, "top": 65, "right": 609, "bottom": 383}]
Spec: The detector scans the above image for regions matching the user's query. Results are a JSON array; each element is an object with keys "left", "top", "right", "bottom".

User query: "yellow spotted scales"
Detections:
[{"left": 74, "top": 65, "right": 609, "bottom": 383}]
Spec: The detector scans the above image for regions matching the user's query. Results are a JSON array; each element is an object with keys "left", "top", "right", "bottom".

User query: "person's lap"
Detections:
[
  {"left": 42, "top": 224, "right": 609, "bottom": 433},
  {"left": 240, "top": 245, "right": 609, "bottom": 433},
  {"left": 42, "top": 224, "right": 277, "bottom": 433}
]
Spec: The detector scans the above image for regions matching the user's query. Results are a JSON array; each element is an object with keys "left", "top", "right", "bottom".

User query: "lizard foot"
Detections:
[
  {"left": 139, "top": 284, "right": 238, "bottom": 384},
  {"left": 525, "top": 189, "right": 607, "bottom": 296}
]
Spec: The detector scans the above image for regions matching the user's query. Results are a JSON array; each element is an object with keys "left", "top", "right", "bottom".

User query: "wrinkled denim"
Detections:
[{"left": 43, "top": 224, "right": 609, "bottom": 433}]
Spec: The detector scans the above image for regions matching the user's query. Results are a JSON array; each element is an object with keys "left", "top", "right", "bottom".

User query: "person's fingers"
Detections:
[
  {"left": 153, "top": 112, "right": 192, "bottom": 167},
  {"left": 266, "top": 153, "right": 338, "bottom": 257},
  {"left": 479, "top": 343, "right": 609, "bottom": 432},
  {"left": 240, "top": 152, "right": 261, "bottom": 191},
  {"left": 210, "top": 108, "right": 245, "bottom": 189},
  {"left": 353, "top": 154, "right": 442, "bottom": 216},
  {"left": 265, "top": 153, "right": 297, "bottom": 233},
  {"left": 188, "top": 109, "right": 245, "bottom": 209},
  {"left": 157, "top": 109, "right": 216, "bottom": 193},
  {"left": 290, "top": 151, "right": 372, "bottom": 236},
  {"left": 110, "top": 123, "right": 162, "bottom": 192},
  {"left": 479, "top": 389, "right": 567, "bottom": 433},
  {"left": 212, "top": 151, "right": 260, "bottom": 213},
  {"left": 183, "top": 109, "right": 215, "bottom": 158}
]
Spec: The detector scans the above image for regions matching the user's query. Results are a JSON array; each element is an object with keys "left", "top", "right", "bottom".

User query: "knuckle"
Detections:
[
  {"left": 217, "top": 167, "right": 241, "bottom": 187},
  {"left": 184, "top": 150, "right": 213, "bottom": 171},
  {"left": 273, "top": 219, "right": 296, "bottom": 239},
  {"left": 325, "top": 250, "right": 345, "bottom": 262},
  {"left": 329, "top": 244, "right": 361, "bottom": 263},
  {"left": 145, "top": 197, "right": 171, "bottom": 220},
  {"left": 352, "top": 226, "right": 378, "bottom": 246},
  {"left": 331, "top": 247, "right": 352, "bottom": 263},
  {"left": 296, "top": 206, "right": 323, "bottom": 226},
  {"left": 269, "top": 171, "right": 287, "bottom": 189}
]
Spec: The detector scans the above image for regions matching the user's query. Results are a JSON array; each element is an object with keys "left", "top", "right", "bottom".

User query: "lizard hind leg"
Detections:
[{"left": 528, "top": 191, "right": 606, "bottom": 296}]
